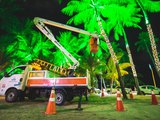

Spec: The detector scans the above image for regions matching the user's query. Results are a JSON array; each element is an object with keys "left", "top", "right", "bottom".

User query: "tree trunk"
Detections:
[
  {"left": 146, "top": 24, "right": 160, "bottom": 77},
  {"left": 122, "top": 29, "right": 142, "bottom": 95},
  {"left": 97, "top": 17, "right": 128, "bottom": 99},
  {"left": 115, "top": 63, "right": 128, "bottom": 99},
  {"left": 144, "top": 39, "right": 160, "bottom": 79}
]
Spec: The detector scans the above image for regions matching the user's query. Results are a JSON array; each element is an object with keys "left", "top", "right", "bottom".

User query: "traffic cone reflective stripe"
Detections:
[
  {"left": 116, "top": 90, "right": 124, "bottom": 111},
  {"left": 49, "top": 90, "right": 55, "bottom": 101},
  {"left": 49, "top": 98, "right": 55, "bottom": 102},
  {"left": 151, "top": 90, "right": 158, "bottom": 105},
  {"left": 117, "top": 97, "right": 122, "bottom": 101},
  {"left": 45, "top": 88, "right": 56, "bottom": 115}
]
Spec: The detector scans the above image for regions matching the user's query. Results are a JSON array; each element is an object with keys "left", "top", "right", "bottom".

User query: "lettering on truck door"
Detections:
[{"left": 0, "top": 66, "right": 26, "bottom": 95}]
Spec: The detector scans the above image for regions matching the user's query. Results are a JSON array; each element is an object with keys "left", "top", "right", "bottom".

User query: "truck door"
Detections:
[{"left": 0, "top": 66, "right": 26, "bottom": 96}]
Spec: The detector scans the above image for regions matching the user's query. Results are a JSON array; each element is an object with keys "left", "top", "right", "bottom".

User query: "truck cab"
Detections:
[{"left": 0, "top": 65, "right": 26, "bottom": 102}]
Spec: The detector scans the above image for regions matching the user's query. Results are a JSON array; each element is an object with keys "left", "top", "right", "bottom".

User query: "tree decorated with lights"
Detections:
[
  {"left": 136, "top": 0, "right": 160, "bottom": 78},
  {"left": 101, "top": 3, "right": 142, "bottom": 94},
  {"left": 135, "top": 32, "right": 159, "bottom": 70},
  {"left": 108, "top": 0, "right": 160, "bottom": 79},
  {"left": 62, "top": 0, "right": 128, "bottom": 99}
]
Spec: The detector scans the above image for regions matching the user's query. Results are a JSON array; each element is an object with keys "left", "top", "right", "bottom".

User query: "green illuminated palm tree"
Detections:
[
  {"left": 109, "top": 0, "right": 160, "bottom": 78},
  {"left": 55, "top": 31, "right": 110, "bottom": 86},
  {"left": 54, "top": 31, "right": 123, "bottom": 87},
  {"left": 0, "top": 0, "right": 23, "bottom": 67},
  {"left": 62, "top": 0, "right": 128, "bottom": 99},
  {"left": 99, "top": 0, "right": 160, "bottom": 93},
  {"left": 53, "top": 32, "right": 81, "bottom": 68},
  {"left": 62, "top": 0, "right": 106, "bottom": 33},
  {"left": 135, "top": 32, "right": 159, "bottom": 69},
  {"left": 136, "top": 0, "right": 160, "bottom": 78},
  {"left": 5, "top": 19, "right": 54, "bottom": 66},
  {"left": 77, "top": 41, "right": 123, "bottom": 87},
  {"left": 101, "top": 3, "right": 142, "bottom": 94},
  {"left": 78, "top": 54, "right": 107, "bottom": 87}
]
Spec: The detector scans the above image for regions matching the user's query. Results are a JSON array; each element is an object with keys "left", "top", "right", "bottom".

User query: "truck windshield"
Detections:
[{"left": 6, "top": 66, "right": 26, "bottom": 77}]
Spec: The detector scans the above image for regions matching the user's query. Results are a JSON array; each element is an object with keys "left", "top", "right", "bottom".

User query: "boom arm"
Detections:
[{"left": 33, "top": 17, "right": 99, "bottom": 70}]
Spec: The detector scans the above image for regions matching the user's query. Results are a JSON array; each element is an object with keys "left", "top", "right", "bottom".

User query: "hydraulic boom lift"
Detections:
[
  {"left": 33, "top": 17, "right": 99, "bottom": 72},
  {"left": 33, "top": 17, "right": 100, "bottom": 109}
]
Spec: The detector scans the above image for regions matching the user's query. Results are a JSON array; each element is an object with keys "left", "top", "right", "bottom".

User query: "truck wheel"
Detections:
[
  {"left": 56, "top": 91, "right": 66, "bottom": 105},
  {"left": 5, "top": 89, "right": 18, "bottom": 102}
]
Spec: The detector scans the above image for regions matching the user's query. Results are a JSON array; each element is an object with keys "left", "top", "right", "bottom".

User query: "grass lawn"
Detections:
[{"left": 0, "top": 95, "right": 160, "bottom": 120}]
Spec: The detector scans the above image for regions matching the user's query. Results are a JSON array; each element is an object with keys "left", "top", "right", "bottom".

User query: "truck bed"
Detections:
[{"left": 27, "top": 77, "right": 88, "bottom": 87}]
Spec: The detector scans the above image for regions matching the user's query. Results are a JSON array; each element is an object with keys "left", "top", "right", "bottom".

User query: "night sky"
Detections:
[{"left": 15, "top": 0, "right": 160, "bottom": 86}]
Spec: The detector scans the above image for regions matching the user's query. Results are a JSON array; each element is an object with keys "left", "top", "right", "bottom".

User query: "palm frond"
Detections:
[
  {"left": 119, "top": 63, "right": 131, "bottom": 69},
  {"left": 142, "top": 0, "right": 160, "bottom": 12}
]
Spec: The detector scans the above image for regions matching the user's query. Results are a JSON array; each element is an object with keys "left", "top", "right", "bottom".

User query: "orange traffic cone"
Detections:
[
  {"left": 129, "top": 89, "right": 134, "bottom": 100},
  {"left": 151, "top": 90, "right": 158, "bottom": 105},
  {"left": 45, "top": 88, "right": 56, "bottom": 115},
  {"left": 101, "top": 88, "right": 104, "bottom": 97},
  {"left": 116, "top": 90, "right": 124, "bottom": 111}
]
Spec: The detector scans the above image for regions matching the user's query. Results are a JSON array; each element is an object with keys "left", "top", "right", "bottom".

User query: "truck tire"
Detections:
[
  {"left": 5, "top": 89, "right": 18, "bottom": 102},
  {"left": 56, "top": 91, "right": 66, "bottom": 105}
]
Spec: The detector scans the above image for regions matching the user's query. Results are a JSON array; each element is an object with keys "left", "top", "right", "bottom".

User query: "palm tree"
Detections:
[
  {"left": 79, "top": 54, "right": 106, "bottom": 87},
  {"left": 104, "top": 52, "right": 131, "bottom": 93},
  {"left": 2, "top": 19, "right": 54, "bottom": 68},
  {"left": 0, "top": 0, "right": 23, "bottom": 68},
  {"left": 53, "top": 31, "right": 81, "bottom": 68},
  {"left": 136, "top": 0, "right": 160, "bottom": 78},
  {"left": 55, "top": 31, "right": 110, "bottom": 87},
  {"left": 135, "top": 32, "right": 159, "bottom": 70},
  {"left": 101, "top": 3, "right": 142, "bottom": 94},
  {"left": 62, "top": 0, "right": 128, "bottom": 99},
  {"left": 111, "top": 0, "right": 160, "bottom": 78}
]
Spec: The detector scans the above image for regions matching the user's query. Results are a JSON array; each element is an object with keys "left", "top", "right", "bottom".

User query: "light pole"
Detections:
[{"left": 149, "top": 64, "right": 156, "bottom": 87}]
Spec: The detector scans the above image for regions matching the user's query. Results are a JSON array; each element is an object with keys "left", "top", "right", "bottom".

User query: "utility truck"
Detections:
[
  {"left": 0, "top": 63, "right": 88, "bottom": 105},
  {"left": 0, "top": 17, "right": 99, "bottom": 105}
]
